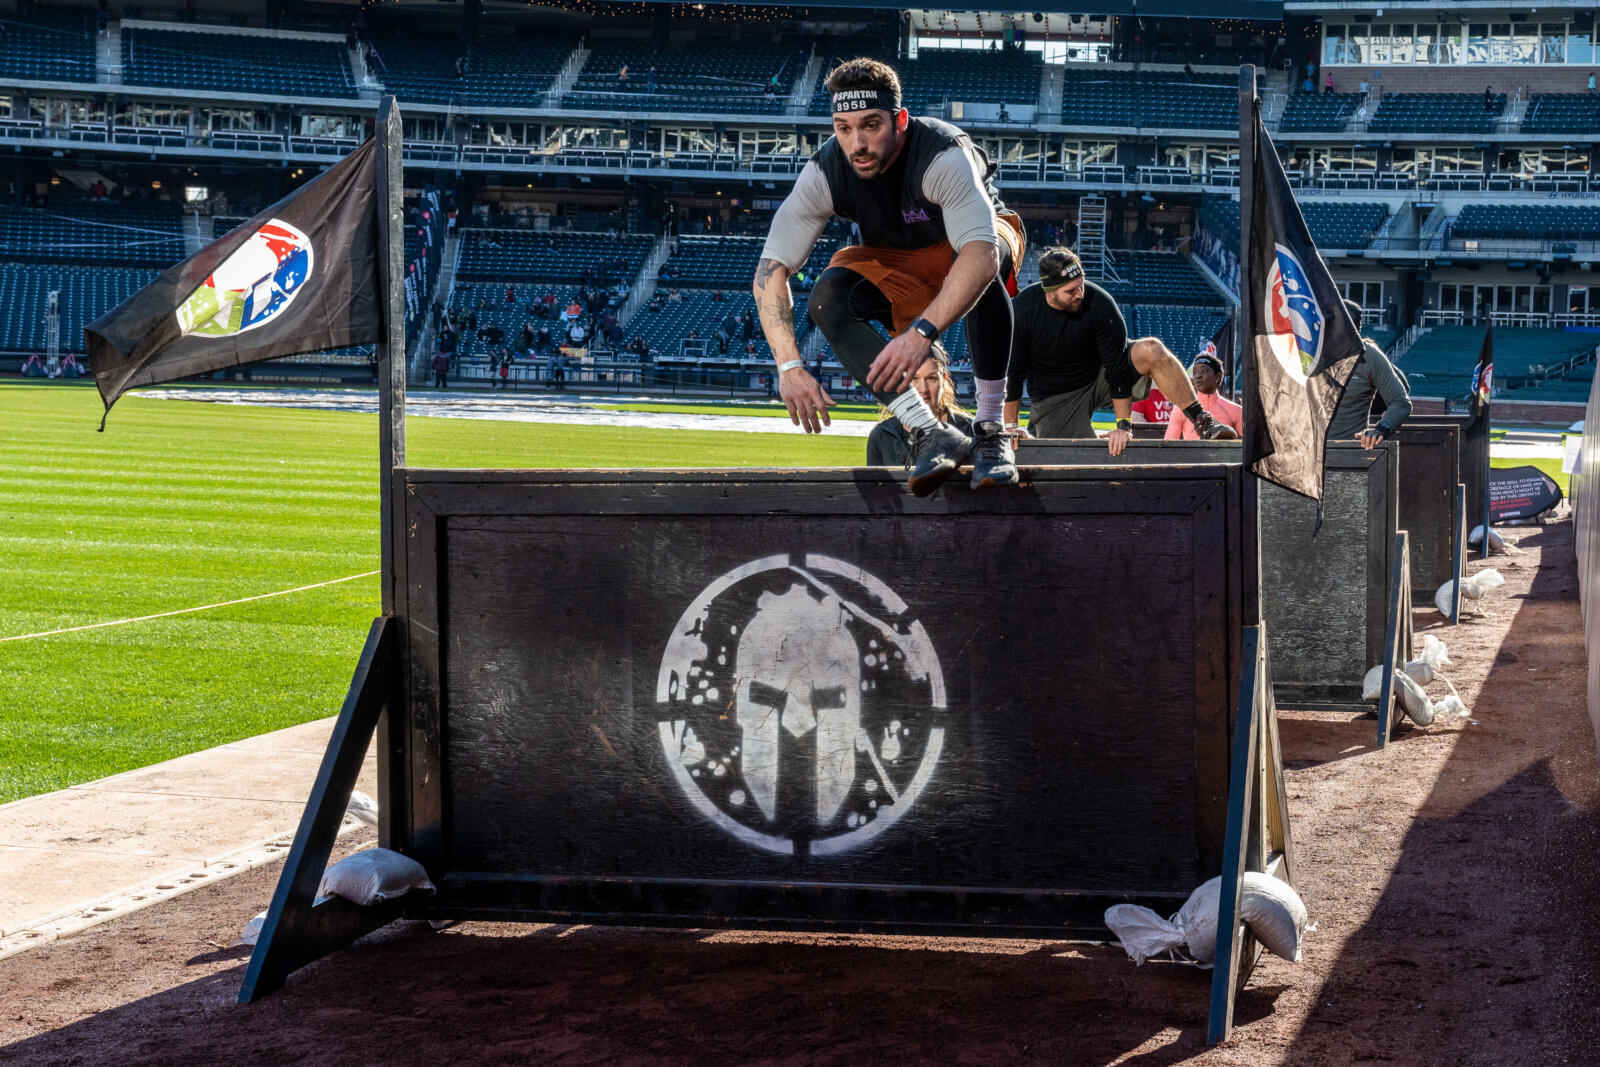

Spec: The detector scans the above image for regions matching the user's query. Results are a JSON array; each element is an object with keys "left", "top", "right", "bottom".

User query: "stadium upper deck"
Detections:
[{"left": 1, "top": 3, "right": 1596, "bottom": 410}]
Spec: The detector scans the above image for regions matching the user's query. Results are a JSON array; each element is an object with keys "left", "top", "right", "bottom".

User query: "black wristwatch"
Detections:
[
  {"left": 910, "top": 316, "right": 941, "bottom": 342},
  {"left": 1115, "top": 418, "right": 1133, "bottom": 433}
]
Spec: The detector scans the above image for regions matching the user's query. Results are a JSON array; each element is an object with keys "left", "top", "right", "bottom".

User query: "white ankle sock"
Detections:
[
  {"left": 974, "top": 378, "right": 1006, "bottom": 424},
  {"left": 888, "top": 389, "right": 941, "bottom": 433}
]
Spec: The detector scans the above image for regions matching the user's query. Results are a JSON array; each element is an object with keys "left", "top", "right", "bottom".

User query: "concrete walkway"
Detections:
[{"left": 0, "top": 719, "right": 374, "bottom": 960}]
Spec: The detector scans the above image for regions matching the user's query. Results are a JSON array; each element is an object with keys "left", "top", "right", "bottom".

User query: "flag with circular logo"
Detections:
[{"left": 86, "top": 138, "right": 381, "bottom": 422}]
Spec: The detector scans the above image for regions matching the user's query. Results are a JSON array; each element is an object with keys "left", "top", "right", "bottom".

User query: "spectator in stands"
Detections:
[
  {"left": 1165, "top": 351, "right": 1241, "bottom": 440},
  {"left": 648, "top": 294, "right": 665, "bottom": 313},
  {"left": 741, "top": 311, "right": 755, "bottom": 342},
  {"left": 520, "top": 321, "right": 536, "bottom": 353},
  {"left": 563, "top": 298, "right": 582, "bottom": 322},
  {"left": 647, "top": 66, "right": 656, "bottom": 94},
  {"left": 506, "top": 285, "right": 517, "bottom": 304},
  {"left": 1183, "top": 62, "right": 1194, "bottom": 83},
  {"left": 540, "top": 290, "right": 557, "bottom": 317},
  {"left": 465, "top": 309, "right": 478, "bottom": 335},
  {"left": 1328, "top": 299, "right": 1412, "bottom": 449},
  {"left": 431, "top": 350, "right": 451, "bottom": 389},
  {"left": 455, "top": 56, "right": 468, "bottom": 78},
  {"left": 866, "top": 345, "right": 972, "bottom": 467},
  {"left": 537, "top": 323, "right": 553, "bottom": 350},
  {"left": 1302, "top": 76, "right": 1315, "bottom": 94},
  {"left": 600, "top": 310, "right": 618, "bottom": 338},
  {"left": 1324, "top": 71, "right": 1334, "bottom": 93},
  {"left": 1589, "top": 73, "right": 1597, "bottom": 93},
  {"left": 668, "top": 288, "right": 683, "bottom": 303},
  {"left": 618, "top": 64, "right": 629, "bottom": 83},
  {"left": 717, "top": 312, "right": 738, "bottom": 355},
  {"left": 743, "top": 342, "right": 759, "bottom": 359},
  {"left": 1485, "top": 86, "right": 1494, "bottom": 111},
  {"left": 711, "top": 289, "right": 724, "bottom": 302},
  {"left": 431, "top": 300, "right": 444, "bottom": 331},
  {"left": 686, "top": 328, "right": 701, "bottom": 344},
  {"left": 567, "top": 320, "right": 588, "bottom": 347},
  {"left": 629, "top": 336, "right": 653, "bottom": 362}
]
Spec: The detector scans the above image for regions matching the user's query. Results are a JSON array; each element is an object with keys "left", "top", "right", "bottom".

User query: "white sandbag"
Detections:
[
  {"left": 1432, "top": 695, "right": 1469, "bottom": 719},
  {"left": 236, "top": 909, "right": 269, "bottom": 947},
  {"left": 1396, "top": 672, "right": 1435, "bottom": 725},
  {"left": 1417, "top": 634, "right": 1453, "bottom": 669},
  {"left": 345, "top": 789, "right": 379, "bottom": 828},
  {"left": 1238, "top": 872, "right": 1310, "bottom": 963},
  {"left": 1435, "top": 580, "right": 1459, "bottom": 617},
  {"left": 1468, "top": 525, "right": 1519, "bottom": 553},
  {"left": 1104, "top": 904, "right": 1188, "bottom": 965},
  {"left": 1470, "top": 568, "right": 1506, "bottom": 593},
  {"left": 1362, "top": 665, "right": 1384, "bottom": 702},
  {"left": 1105, "top": 874, "right": 1310, "bottom": 968},
  {"left": 1402, "top": 659, "right": 1435, "bottom": 686},
  {"left": 317, "top": 848, "right": 435, "bottom": 906}
]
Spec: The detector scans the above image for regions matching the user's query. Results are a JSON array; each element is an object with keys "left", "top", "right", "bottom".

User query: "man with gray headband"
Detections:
[
  {"left": 1005, "top": 248, "right": 1240, "bottom": 455},
  {"left": 753, "top": 57, "right": 1026, "bottom": 496}
]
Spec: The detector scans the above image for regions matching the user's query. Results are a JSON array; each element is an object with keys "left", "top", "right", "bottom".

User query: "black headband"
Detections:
[
  {"left": 831, "top": 88, "right": 901, "bottom": 114},
  {"left": 1192, "top": 352, "right": 1224, "bottom": 373},
  {"left": 1040, "top": 259, "right": 1084, "bottom": 291}
]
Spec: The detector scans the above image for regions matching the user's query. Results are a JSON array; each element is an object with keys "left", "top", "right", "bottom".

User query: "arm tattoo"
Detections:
[{"left": 755, "top": 257, "right": 784, "bottom": 289}]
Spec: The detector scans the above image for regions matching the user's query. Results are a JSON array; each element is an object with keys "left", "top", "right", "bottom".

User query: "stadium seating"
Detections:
[
  {"left": 122, "top": 27, "right": 356, "bottom": 98},
  {"left": 565, "top": 44, "right": 803, "bottom": 114},
  {"left": 1278, "top": 92, "right": 1359, "bottom": 132},
  {"left": 1199, "top": 197, "right": 1388, "bottom": 251},
  {"left": 1521, "top": 94, "right": 1600, "bottom": 134},
  {"left": 0, "top": 13, "right": 96, "bottom": 82},
  {"left": 1367, "top": 93, "right": 1505, "bottom": 133},
  {"left": 0, "top": 263, "right": 155, "bottom": 354},
  {"left": 1398, "top": 324, "right": 1597, "bottom": 401},
  {"left": 1106, "top": 252, "right": 1220, "bottom": 306},
  {"left": 1452, "top": 205, "right": 1600, "bottom": 242},
  {"left": 898, "top": 47, "right": 1043, "bottom": 113},
  {"left": 1128, "top": 305, "right": 1231, "bottom": 360},
  {"left": 0, "top": 202, "right": 185, "bottom": 269},
  {"left": 456, "top": 230, "right": 654, "bottom": 284},
  {"left": 367, "top": 29, "right": 580, "bottom": 107},
  {"left": 1059, "top": 69, "right": 1236, "bottom": 129}
]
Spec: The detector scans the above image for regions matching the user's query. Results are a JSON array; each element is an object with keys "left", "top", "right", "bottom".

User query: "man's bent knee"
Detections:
[{"left": 1128, "top": 336, "right": 1175, "bottom": 374}]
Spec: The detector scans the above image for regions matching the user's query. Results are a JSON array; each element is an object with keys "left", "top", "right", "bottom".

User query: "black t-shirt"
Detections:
[{"left": 1005, "top": 281, "right": 1136, "bottom": 403}]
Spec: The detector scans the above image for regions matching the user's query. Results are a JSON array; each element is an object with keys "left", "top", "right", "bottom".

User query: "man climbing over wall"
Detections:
[{"left": 753, "top": 57, "right": 1026, "bottom": 496}]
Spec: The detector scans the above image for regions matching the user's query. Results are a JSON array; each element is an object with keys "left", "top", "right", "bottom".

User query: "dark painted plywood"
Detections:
[{"left": 401, "top": 468, "right": 1246, "bottom": 935}]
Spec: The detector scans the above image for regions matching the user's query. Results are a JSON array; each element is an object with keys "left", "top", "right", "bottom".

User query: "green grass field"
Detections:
[{"left": 0, "top": 382, "right": 861, "bottom": 803}]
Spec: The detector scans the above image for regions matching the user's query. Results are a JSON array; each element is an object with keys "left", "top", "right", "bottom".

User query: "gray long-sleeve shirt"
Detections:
[{"left": 1328, "top": 339, "right": 1413, "bottom": 441}]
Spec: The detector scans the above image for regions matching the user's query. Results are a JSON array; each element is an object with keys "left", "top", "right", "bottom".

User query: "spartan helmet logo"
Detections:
[
  {"left": 735, "top": 586, "right": 860, "bottom": 825},
  {"left": 656, "top": 554, "right": 946, "bottom": 857}
]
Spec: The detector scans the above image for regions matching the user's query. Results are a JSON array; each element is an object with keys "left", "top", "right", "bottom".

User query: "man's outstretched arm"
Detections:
[{"left": 754, "top": 255, "right": 835, "bottom": 433}]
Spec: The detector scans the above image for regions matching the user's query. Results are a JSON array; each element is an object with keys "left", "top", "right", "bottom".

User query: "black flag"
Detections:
[
  {"left": 86, "top": 138, "right": 381, "bottom": 423},
  {"left": 1242, "top": 116, "right": 1364, "bottom": 501},
  {"left": 1468, "top": 324, "right": 1494, "bottom": 553}
]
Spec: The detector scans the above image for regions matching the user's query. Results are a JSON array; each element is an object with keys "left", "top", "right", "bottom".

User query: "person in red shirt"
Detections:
[
  {"left": 1165, "top": 350, "right": 1242, "bottom": 440},
  {"left": 1130, "top": 384, "right": 1172, "bottom": 426}
]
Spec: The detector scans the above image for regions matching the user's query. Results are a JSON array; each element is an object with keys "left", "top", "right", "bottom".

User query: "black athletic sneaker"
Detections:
[
  {"left": 1193, "top": 409, "right": 1240, "bottom": 441},
  {"left": 970, "top": 420, "right": 1020, "bottom": 490},
  {"left": 905, "top": 422, "right": 974, "bottom": 497}
]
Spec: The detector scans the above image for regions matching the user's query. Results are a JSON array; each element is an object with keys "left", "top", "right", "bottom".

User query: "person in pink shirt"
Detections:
[{"left": 1165, "top": 350, "right": 1242, "bottom": 440}]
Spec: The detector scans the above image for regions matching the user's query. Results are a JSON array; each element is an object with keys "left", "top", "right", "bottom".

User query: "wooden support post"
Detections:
[
  {"left": 239, "top": 617, "right": 396, "bottom": 1003},
  {"left": 1450, "top": 483, "right": 1466, "bottom": 624},
  {"left": 1376, "top": 531, "right": 1414, "bottom": 747},
  {"left": 1209, "top": 623, "right": 1294, "bottom": 1044},
  {"left": 373, "top": 95, "right": 408, "bottom": 852}
]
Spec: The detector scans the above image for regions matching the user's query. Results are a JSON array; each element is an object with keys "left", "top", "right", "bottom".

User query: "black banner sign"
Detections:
[{"left": 1488, "top": 465, "right": 1563, "bottom": 522}]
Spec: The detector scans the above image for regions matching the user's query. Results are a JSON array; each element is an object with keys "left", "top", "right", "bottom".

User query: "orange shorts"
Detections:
[{"left": 825, "top": 210, "right": 1027, "bottom": 335}]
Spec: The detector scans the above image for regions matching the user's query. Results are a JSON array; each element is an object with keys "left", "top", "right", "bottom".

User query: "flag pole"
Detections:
[
  {"left": 375, "top": 96, "right": 406, "bottom": 616},
  {"left": 1238, "top": 64, "right": 1261, "bottom": 626},
  {"left": 373, "top": 95, "right": 407, "bottom": 852}
]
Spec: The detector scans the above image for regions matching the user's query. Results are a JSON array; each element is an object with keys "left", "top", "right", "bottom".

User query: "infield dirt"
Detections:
[{"left": 1, "top": 520, "right": 1595, "bottom": 1066}]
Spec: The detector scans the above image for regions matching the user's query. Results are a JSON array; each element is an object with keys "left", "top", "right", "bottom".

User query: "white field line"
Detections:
[{"left": 0, "top": 570, "right": 379, "bottom": 643}]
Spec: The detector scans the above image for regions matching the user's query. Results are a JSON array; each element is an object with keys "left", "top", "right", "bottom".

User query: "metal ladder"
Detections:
[{"left": 1076, "top": 195, "right": 1113, "bottom": 279}]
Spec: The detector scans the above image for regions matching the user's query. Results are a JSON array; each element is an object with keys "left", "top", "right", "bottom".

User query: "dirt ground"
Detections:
[{"left": 2, "top": 520, "right": 1595, "bottom": 1066}]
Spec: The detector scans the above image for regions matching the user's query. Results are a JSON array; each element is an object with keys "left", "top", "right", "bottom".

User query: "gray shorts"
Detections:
[{"left": 1029, "top": 370, "right": 1153, "bottom": 439}]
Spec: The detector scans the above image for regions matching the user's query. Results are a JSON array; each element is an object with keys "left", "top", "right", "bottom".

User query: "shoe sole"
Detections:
[
  {"left": 906, "top": 442, "right": 974, "bottom": 497},
  {"left": 971, "top": 469, "right": 1020, "bottom": 490}
]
